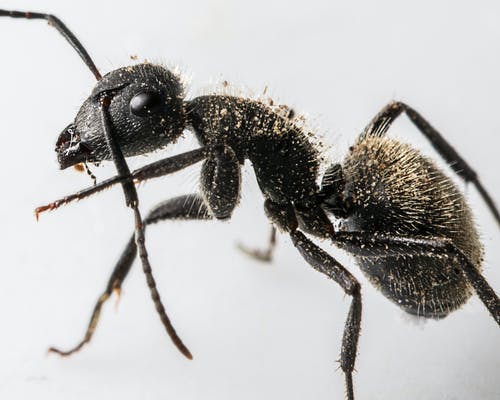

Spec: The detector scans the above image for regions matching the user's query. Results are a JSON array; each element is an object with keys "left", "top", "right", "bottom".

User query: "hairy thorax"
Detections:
[{"left": 187, "top": 95, "right": 321, "bottom": 204}]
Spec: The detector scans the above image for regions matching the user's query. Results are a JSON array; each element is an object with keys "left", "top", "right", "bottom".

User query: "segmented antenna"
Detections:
[{"left": 0, "top": 9, "right": 101, "bottom": 80}]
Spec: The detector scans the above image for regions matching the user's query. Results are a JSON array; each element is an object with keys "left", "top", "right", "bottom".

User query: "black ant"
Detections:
[{"left": 1, "top": 9, "right": 499, "bottom": 400}]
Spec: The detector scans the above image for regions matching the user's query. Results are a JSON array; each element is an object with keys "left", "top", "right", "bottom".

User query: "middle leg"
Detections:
[{"left": 49, "top": 194, "right": 212, "bottom": 356}]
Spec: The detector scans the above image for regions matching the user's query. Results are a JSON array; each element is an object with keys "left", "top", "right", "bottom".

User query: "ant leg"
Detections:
[
  {"left": 41, "top": 141, "right": 235, "bottom": 357},
  {"left": 237, "top": 226, "right": 277, "bottom": 262},
  {"left": 291, "top": 231, "right": 361, "bottom": 400},
  {"left": 48, "top": 236, "right": 135, "bottom": 357},
  {"left": 331, "top": 231, "right": 500, "bottom": 326},
  {"left": 49, "top": 194, "right": 211, "bottom": 357},
  {"left": 264, "top": 200, "right": 360, "bottom": 400},
  {"left": 200, "top": 145, "right": 241, "bottom": 219},
  {"left": 35, "top": 147, "right": 209, "bottom": 216},
  {"left": 362, "top": 101, "right": 500, "bottom": 225}
]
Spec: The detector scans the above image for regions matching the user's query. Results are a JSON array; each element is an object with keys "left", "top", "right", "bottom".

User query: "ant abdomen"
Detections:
[{"left": 338, "top": 135, "right": 483, "bottom": 317}]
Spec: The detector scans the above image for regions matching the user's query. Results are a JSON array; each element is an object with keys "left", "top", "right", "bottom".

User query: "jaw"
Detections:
[{"left": 55, "top": 123, "right": 94, "bottom": 169}]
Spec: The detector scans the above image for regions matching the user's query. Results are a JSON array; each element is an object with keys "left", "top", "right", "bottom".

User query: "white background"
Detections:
[{"left": 0, "top": 1, "right": 499, "bottom": 399}]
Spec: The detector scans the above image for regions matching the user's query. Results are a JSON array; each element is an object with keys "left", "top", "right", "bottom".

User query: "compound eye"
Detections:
[{"left": 129, "top": 91, "right": 164, "bottom": 117}]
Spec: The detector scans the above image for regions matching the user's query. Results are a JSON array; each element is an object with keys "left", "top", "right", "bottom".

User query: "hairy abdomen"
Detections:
[{"left": 342, "top": 136, "right": 482, "bottom": 318}]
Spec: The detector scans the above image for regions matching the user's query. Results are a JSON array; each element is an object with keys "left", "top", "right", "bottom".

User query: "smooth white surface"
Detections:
[{"left": 0, "top": 1, "right": 499, "bottom": 399}]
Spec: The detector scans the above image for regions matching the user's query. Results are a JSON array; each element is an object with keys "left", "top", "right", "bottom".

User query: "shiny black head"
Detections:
[{"left": 56, "top": 63, "right": 186, "bottom": 169}]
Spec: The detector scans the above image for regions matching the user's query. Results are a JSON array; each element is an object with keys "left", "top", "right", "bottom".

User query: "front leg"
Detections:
[
  {"left": 36, "top": 147, "right": 209, "bottom": 216},
  {"left": 200, "top": 145, "right": 241, "bottom": 219},
  {"left": 49, "top": 194, "right": 212, "bottom": 357}
]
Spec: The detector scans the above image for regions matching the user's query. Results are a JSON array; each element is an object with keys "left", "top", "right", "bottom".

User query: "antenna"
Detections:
[{"left": 0, "top": 9, "right": 102, "bottom": 80}]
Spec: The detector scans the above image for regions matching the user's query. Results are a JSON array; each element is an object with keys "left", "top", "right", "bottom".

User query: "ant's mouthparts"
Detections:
[{"left": 55, "top": 123, "right": 92, "bottom": 169}]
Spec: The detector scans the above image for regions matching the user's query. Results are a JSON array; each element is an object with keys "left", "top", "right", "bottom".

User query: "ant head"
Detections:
[{"left": 56, "top": 63, "right": 186, "bottom": 169}]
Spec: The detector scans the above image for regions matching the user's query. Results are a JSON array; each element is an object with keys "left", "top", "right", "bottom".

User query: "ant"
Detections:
[{"left": 1, "top": 9, "right": 499, "bottom": 400}]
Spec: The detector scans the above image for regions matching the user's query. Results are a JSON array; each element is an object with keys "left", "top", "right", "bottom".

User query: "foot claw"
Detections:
[
  {"left": 113, "top": 287, "right": 122, "bottom": 311},
  {"left": 236, "top": 243, "right": 272, "bottom": 263},
  {"left": 47, "top": 346, "right": 81, "bottom": 357}
]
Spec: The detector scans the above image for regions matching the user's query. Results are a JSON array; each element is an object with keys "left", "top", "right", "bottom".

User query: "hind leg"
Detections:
[
  {"left": 331, "top": 231, "right": 500, "bottom": 326},
  {"left": 264, "top": 199, "right": 362, "bottom": 400},
  {"left": 363, "top": 101, "right": 500, "bottom": 225}
]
